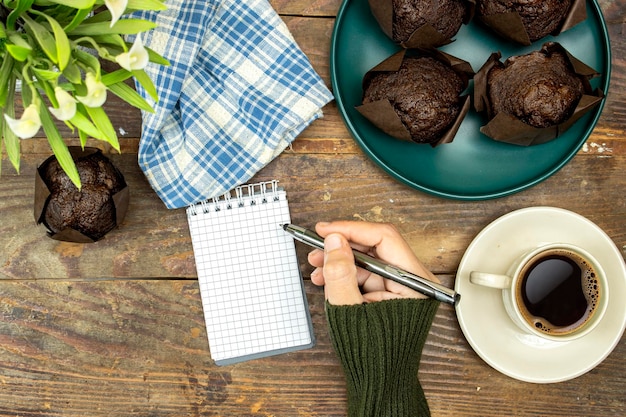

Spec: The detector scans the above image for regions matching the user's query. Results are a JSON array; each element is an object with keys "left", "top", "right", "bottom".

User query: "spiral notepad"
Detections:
[{"left": 186, "top": 181, "right": 314, "bottom": 365}]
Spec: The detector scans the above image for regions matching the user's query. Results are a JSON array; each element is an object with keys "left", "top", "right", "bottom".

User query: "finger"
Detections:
[
  {"left": 322, "top": 233, "right": 364, "bottom": 305},
  {"left": 316, "top": 221, "right": 391, "bottom": 248},
  {"left": 316, "top": 221, "right": 440, "bottom": 284},
  {"left": 310, "top": 245, "right": 377, "bottom": 284},
  {"left": 380, "top": 278, "right": 427, "bottom": 299},
  {"left": 307, "top": 248, "right": 324, "bottom": 268},
  {"left": 311, "top": 249, "right": 370, "bottom": 283},
  {"left": 310, "top": 267, "right": 324, "bottom": 286},
  {"left": 359, "top": 273, "right": 386, "bottom": 293},
  {"left": 362, "top": 291, "right": 404, "bottom": 303},
  {"left": 359, "top": 274, "right": 426, "bottom": 299},
  {"left": 316, "top": 221, "right": 413, "bottom": 264}
]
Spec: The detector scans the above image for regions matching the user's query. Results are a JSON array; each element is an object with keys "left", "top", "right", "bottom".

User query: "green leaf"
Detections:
[
  {"left": 6, "top": 44, "right": 32, "bottom": 61},
  {"left": 83, "top": 10, "right": 115, "bottom": 25},
  {"left": 2, "top": 86, "right": 21, "bottom": 173},
  {"left": 101, "top": 68, "right": 132, "bottom": 86},
  {"left": 8, "top": 33, "right": 31, "bottom": 48},
  {"left": 73, "top": 48, "right": 101, "bottom": 74},
  {"left": 127, "top": 0, "right": 167, "bottom": 11},
  {"left": 33, "top": 11, "right": 72, "bottom": 70},
  {"left": 37, "top": 74, "right": 57, "bottom": 106},
  {"left": 6, "top": 44, "right": 31, "bottom": 61},
  {"left": 0, "top": 21, "right": 6, "bottom": 40},
  {"left": 20, "top": 72, "right": 34, "bottom": 105},
  {"left": 132, "top": 69, "right": 158, "bottom": 102},
  {"left": 6, "top": 0, "right": 34, "bottom": 31},
  {"left": 0, "top": 120, "right": 2, "bottom": 175},
  {"left": 0, "top": 54, "right": 14, "bottom": 107},
  {"left": 32, "top": 67, "right": 61, "bottom": 81},
  {"left": 78, "top": 127, "right": 88, "bottom": 148},
  {"left": 68, "top": 19, "right": 157, "bottom": 36},
  {"left": 63, "top": 8, "right": 91, "bottom": 32},
  {"left": 62, "top": 59, "right": 82, "bottom": 83},
  {"left": 43, "top": 0, "right": 96, "bottom": 8},
  {"left": 39, "top": 100, "right": 81, "bottom": 189},
  {"left": 88, "top": 34, "right": 127, "bottom": 50},
  {"left": 107, "top": 81, "right": 154, "bottom": 112},
  {"left": 23, "top": 15, "right": 58, "bottom": 65},
  {"left": 3, "top": 126, "right": 21, "bottom": 173},
  {"left": 70, "top": 106, "right": 108, "bottom": 141},
  {"left": 2, "top": 119, "right": 22, "bottom": 173},
  {"left": 146, "top": 47, "right": 170, "bottom": 66},
  {"left": 6, "top": 35, "right": 32, "bottom": 61},
  {"left": 84, "top": 105, "right": 120, "bottom": 152},
  {"left": 32, "top": 0, "right": 59, "bottom": 7}
]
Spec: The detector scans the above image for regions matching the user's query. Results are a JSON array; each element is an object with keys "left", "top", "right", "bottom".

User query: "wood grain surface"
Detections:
[{"left": 1, "top": 0, "right": 624, "bottom": 415}]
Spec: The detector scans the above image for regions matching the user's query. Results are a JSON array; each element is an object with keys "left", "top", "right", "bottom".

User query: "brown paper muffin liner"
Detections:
[
  {"left": 356, "top": 49, "right": 474, "bottom": 147},
  {"left": 34, "top": 147, "right": 129, "bottom": 243},
  {"left": 474, "top": 42, "right": 603, "bottom": 146},
  {"left": 476, "top": 0, "right": 587, "bottom": 45},
  {"left": 369, "top": 0, "right": 475, "bottom": 49}
]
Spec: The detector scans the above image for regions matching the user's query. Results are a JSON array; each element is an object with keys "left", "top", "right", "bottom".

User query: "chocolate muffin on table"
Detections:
[
  {"left": 359, "top": 51, "right": 471, "bottom": 145},
  {"left": 369, "top": 0, "right": 471, "bottom": 48},
  {"left": 476, "top": 0, "right": 574, "bottom": 44},
  {"left": 37, "top": 148, "right": 128, "bottom": 242},
  {"left": 485, "top": 44, "right": 584, "bottom": 128},
  {"left": 474, "top": 42, "right": 603, "bottom": 146}
]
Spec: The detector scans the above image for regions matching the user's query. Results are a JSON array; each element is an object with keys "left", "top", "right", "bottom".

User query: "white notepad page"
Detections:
[{"left": 186, "top": 181, "right": 314, "bottom": 365}]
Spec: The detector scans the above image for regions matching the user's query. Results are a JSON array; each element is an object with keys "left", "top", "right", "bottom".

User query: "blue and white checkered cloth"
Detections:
[{"left": 130, "top": 0, "right": 333, "bottom": 209}]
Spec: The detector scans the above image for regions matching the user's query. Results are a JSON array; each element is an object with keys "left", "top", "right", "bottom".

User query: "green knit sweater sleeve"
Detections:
[{"left": 326, "top": 298, "right": 440, "bottom": 417}]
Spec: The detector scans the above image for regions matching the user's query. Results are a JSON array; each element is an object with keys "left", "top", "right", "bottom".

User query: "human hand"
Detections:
[{"left": 308, "top": 221, "right": 440, "bottom": 305}]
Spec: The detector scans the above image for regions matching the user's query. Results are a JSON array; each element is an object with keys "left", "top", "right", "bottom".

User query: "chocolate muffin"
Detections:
[
  {"left": 486, "top": 45, "right": 584, "bottom": 128},
  {"left": 363, "top": 56, "right": 465, "bottom": 143},
  {"left": 40, "top": 149, "right": 126, "bottom": 241},
  {"left": 391, "top": 0, "right": 467, "bottom": 43},
  {"left": 477, "top": 0, "right": 572, "bottom": 42}
]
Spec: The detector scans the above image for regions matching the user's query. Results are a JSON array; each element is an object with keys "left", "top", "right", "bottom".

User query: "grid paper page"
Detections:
[{"left": 187, "top": 184, "right": 314, "bottom": 365}]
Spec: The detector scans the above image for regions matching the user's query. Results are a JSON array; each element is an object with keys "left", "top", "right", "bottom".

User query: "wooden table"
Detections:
[{"left": 1, "top": 1, "right": 625, "bottom": 415}]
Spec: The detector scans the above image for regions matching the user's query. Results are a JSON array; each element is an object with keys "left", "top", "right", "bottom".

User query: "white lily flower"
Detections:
[
  {"left": 115, "top": 35, "right": 149, "bottom": 71},
  {"left": 76, "top": 72, "right": 107, "bottom": 108},
  {"left": 4, "top": 104, "right": 42, "bottom": 139},
  {"left": 105, "top": 0, "right": 128, "bottom": 27},
  {"left": 48, "top": 87, "right": 77, "bottom": 121}
]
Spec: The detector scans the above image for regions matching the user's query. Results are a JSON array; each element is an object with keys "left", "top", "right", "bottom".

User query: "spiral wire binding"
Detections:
[{"left": 187, "top": 181, "right": 282, "bottom": 216}]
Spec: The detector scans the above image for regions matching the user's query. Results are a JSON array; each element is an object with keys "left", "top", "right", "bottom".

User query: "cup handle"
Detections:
[{"left": 469, "top": 271, "right": 512, "bottom": 289}]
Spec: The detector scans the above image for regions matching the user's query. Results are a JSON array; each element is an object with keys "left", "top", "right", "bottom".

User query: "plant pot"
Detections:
[{"left": 34, "top": 147, "right": 129, "bottom": 243}]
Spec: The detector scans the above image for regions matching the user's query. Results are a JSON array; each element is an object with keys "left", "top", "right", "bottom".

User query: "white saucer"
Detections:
[{"left": 455, "top": 206, "right": 626, "bottom": 383}]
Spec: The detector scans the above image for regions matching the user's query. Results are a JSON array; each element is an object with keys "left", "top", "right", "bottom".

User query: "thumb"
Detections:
[{"left": 323, "top": 233, "right": 364, "bottom": 305}]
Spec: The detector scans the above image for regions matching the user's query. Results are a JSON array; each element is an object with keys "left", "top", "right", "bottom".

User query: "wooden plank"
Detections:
[
  {"left": 270, "top": 0, "right": 341, "bottom": 16},
  {"left": 1, "top": 151, "right": 625, "bottom": 280},
  {"left": 0, "top": 279, "right": 622, "bottom": 416}
]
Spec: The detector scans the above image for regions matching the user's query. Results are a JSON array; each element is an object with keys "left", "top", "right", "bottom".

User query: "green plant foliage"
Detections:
[{"left": 1, "top": 0, "right": 169, "bottom": 189}]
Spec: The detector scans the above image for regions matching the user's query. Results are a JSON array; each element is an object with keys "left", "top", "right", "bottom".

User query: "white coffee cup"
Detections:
[{"left": 469, "top": 243, "right": 608, "bottom": 342}]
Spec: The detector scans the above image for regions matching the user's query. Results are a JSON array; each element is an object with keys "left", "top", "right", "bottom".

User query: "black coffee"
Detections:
[{"left": 518, "top": 250, "right": 600, "bottom": 335}]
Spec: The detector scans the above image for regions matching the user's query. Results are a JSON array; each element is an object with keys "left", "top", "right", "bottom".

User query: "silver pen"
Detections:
[{"left": 281, "top": 223, "right": 460, "bottom": 305}]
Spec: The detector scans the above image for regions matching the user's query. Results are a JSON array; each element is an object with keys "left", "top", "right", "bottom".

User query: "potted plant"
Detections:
[
  {"left": 1, "top": 0, "right": 168, "bottom": 240},
  {"left": 1, "top": 0, "right": 168, "bottom": 189}
]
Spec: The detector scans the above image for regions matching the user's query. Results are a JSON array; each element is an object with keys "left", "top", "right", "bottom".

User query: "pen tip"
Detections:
[{"left": 279, "top": 224, "right": 287, "bottom": 230}]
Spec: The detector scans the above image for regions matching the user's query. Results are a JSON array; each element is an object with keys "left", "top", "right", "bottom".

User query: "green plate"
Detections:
[{"left": 330, "top": 0, "right": 611, "bottom": 200}]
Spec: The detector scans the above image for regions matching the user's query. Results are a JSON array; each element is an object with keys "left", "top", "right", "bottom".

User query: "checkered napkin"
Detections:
[{"left": 130, "top": 0, "right": 333, "bottom": 209}]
